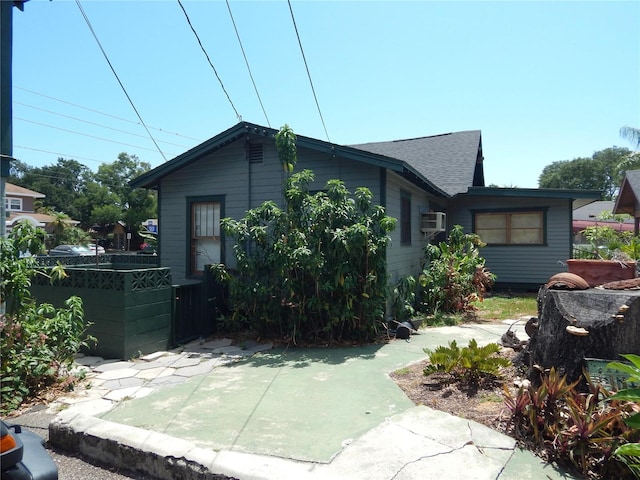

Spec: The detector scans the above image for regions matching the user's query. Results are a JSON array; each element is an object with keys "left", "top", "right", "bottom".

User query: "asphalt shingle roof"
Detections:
[
  {"left": 350, "top": 130, "right": 483, "bottom": 196},
  {"left": 614, "top": 169, "right": 640, "bottom": 217},
  {"left": 626, "top": 170, "right": 640, "bottom": 199}
]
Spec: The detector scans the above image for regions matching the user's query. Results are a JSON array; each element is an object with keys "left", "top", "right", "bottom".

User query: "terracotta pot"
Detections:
[{"left": 566, "top": 259, "right": 637, "bottom": 287}]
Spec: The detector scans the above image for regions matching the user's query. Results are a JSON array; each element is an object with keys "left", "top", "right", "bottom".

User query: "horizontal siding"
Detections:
[
  {"left": 448, "top": 196, "right": 573, "bottom": 287},
  {"left": 158, "top": 137, "right": 389, "bottom": 283},
  {"left": 385, "top": 171, "right": 441, "bottom": 283},
  {"left": 160, "top": 142, "right": 250, "bottom": 282}
]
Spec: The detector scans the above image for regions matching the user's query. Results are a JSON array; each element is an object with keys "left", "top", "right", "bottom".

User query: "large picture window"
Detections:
[
  {"left": 475, "top": 211, "right": 544, "bottom": 245},
  {"left": 189, "top": 198, "right": 223, "bottom": 275}
]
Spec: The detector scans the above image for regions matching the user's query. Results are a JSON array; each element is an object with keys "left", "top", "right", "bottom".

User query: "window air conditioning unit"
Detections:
[{"left": 420, "top": 212, "right": 446, "bottom": 233}]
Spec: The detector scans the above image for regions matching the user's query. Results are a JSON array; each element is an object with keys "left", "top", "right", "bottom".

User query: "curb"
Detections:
[{"left": 50, "top": 410, "right": 237, "bottom": 480}]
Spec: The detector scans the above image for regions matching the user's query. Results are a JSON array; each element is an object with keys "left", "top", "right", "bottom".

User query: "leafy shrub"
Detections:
[
  {"left": 417, "top": 225, "right": 494, "bottom": 315},
  {"left": 607, "top": 355, "right": 640, "bottom": 478},
  {"left": 423, "top": 339, "right": 510, "bottom": 385},
  {"left": 0, "top": 223, "right": 94, "bottom": 414},
  {"left": 222, "top": 171, "right": 395, "bottom": 343},
  {"left": 217, "top": 126, "right": 396, "bottom": 344},
  {"left": 503, "top": 367, "right": 639, "bottom": 479},
  {"left": 390, "top": 275, "right": 417, "bottom": 323}
]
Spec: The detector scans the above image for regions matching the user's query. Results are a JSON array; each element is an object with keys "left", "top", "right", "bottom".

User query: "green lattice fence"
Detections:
[
  {"left": 585, "top": 358, "right": 639, "bottom": 391},
  {"left": 30, "top": 266, "right": 172, "bottom": 359}
]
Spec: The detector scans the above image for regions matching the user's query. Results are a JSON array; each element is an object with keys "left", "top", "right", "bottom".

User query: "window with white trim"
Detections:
[{"left": 5, "top": 197, "right": 22, "bottom": 211}]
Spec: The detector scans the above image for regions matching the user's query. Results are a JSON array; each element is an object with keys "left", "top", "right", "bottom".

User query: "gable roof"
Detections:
[
  {"left": 573, "top": 200, "right": 616, "bottom": 221},
  {"left": 350, "top": 130, "right": 484, "bottom": 196},
  {"left": 613, "top": 169, "right": 640, "bottom": 217},
  {"left": 130, "top": 122, "right": 454, "bottom": 198},
  {"left": 6, "top": 182, "right": 46, "bottom": 199}
]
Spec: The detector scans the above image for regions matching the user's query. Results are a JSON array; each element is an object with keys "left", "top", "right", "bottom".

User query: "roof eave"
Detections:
[
  {"left": 130, "top": 121, "right": 444, "bottom": 193},
  {"left": 130, "top": 122, "right": 260, "bottom": 189},
  {"left": 460, "top": 186, "right": 601, "bottom": 209}
]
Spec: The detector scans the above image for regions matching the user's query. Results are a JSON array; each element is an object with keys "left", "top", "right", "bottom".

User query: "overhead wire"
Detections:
[
  {"left": 75, "top": 0, "right": 168, "bottom": 161},
  {"left": 15, "top": 86, "right": 202, "bottom": 142},
  {"left": 15, "top": 117, "right": 178, "bottom": 156},
  {"left": 225, "top": 0, "right": 270, "bottom": 127},
  {"left": 287, "top": 0, "right": 330, "bottom": 143},
  {"left": 15, "top": 102, "right": 190, "bottom": 149},
  {"left": 13, "top": 145, "right": 109, "bottom": 165},
  {"left": 177, "top": 0, "right": 242, "bottom": 122}
]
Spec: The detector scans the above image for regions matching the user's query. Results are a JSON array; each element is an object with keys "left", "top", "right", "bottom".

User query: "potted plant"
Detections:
[{"left": 569, "top": 223, "right": 638, "bottom": 287}]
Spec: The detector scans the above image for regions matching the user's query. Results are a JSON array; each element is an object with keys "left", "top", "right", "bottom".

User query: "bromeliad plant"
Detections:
[{"left": 503, "top": 367, "right": 639, "bottom": 479}]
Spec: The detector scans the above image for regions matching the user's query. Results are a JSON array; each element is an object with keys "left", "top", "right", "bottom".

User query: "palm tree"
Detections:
[
  {"left": 49, "top": 212, "right": 70, "bottom": 246},
  {"left": 620, "top": 126, "right": 640, "bottom": 149}
]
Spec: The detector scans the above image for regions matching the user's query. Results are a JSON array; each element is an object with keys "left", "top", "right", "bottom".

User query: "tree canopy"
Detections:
[
  {"left": 538, "top": 147, "right": 637, "bottom": 200},
  {"left": 8, "top": 152, "right": 156, "bottom": 232}
]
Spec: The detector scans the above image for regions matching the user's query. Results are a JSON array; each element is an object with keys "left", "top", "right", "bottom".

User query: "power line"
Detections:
[
  {"left": 14, "top": 145, "right": 108, "bottom": 165},
  {"left": 15, "top": 102, "right": 190, "bottom": 149},
  {"left": 177, "top": 0, "right": 241, "bottom": 122},
  {"left": 225, "top": 0, "right": 270, "bottom": 127},
  {"left": 75, "top": 0, "right": 168, "bottom": 161},
  {"left": 287, "top": 0, "right": 330, "bottom": 143},
  {"left": 15, "top": 117, "right": 178, "bottom": 156},
  {"left": 15, "top": 86, "right": 202, "bottom": 142}
]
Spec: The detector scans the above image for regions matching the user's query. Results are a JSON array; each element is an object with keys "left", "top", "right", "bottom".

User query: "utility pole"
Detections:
[{"left": 1, "top": 1, "right": 27, "bottom": 239}]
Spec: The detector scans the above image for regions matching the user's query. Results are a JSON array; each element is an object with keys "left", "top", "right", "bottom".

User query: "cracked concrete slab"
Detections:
[{"left": 48, "top": 324, "right": 577, "bottom": 480}]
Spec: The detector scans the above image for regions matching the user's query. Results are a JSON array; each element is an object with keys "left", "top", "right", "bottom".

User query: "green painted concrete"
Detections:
[{"left": 101, "top": 324, "right": 515, "bottom": 463}]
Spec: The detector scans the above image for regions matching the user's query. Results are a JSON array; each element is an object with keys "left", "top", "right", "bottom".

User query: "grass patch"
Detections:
[
  {"left": 413, "top": 293, "right": 537, "bottom": 328},
  {"left": 471, "top": 293, "right": 537, "bottom": 321}
]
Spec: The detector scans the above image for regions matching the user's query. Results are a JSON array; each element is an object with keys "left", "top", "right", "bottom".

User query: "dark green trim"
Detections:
[
  {"left": 130, "top": 121, "right": 450, "bottom": 199},
  {"left": 379, "top": 167, "right": 386, "bottom": 208},
  {"left": 471, "top": 207, "right": 549, "bottom": 246},
  {"left": 400, "top": 189, "right": 412, "bottom": 246},
  {"left": 186, "top": 195, "right": 226, "bottom": 278},
  {"left": 156, "top": 183, "right": 161, "bottom": 258},
  {"left": 567, "top": 198, "right": 574, "bottom": 260},
  {"left": 463, "top": 186, "right": 601, "bottom": 200}
]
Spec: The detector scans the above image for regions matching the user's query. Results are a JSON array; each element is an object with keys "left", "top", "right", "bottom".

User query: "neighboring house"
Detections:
[
  {"left": 4, "top": 182, "right": 79, "bottom": 233},
  {"left": 131, "top": 121, "right": 599, "bottom": 292},
  {"left": 573, "top": 200, "right": 635, "bottom": 244},
  {"left": 613, "top": 169, "right": 640, "bottom": 235}
]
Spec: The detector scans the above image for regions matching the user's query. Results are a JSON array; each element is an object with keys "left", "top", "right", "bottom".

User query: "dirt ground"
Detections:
[{"left": 389, "top": 345, "right": 523, "bottom": 435}]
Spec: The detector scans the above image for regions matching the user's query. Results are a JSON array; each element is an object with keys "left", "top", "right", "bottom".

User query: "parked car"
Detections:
[
  {"left": 137, "top": 244, "right": 157, "bottom": 255},
  {"left": 1, "top": 420, "right": 58, "bottom": 479},
  {"left": 86, "top": 244, "right": 106, "bottom": 255},
  {"left": 48, "top": 245, "right": 93, "bottom": 256}
]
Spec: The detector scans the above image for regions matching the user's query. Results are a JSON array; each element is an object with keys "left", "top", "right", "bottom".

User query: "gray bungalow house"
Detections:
[{"left": 131, "top": 121, "right": 599, "bottom": 292}]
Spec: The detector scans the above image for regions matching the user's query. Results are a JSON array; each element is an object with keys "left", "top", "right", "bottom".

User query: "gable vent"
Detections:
[{"left": 247, "top": 143, "right": 264, "bottom": 164}]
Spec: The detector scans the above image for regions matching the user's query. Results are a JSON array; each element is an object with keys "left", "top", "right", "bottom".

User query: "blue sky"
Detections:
[{"left": 10, "top": 0, "right": 640, "bottom": 188}]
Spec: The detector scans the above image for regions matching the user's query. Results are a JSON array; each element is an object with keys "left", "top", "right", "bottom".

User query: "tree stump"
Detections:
[{"left": 526, "top": 286, "right": 640, "bottom": 385}]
